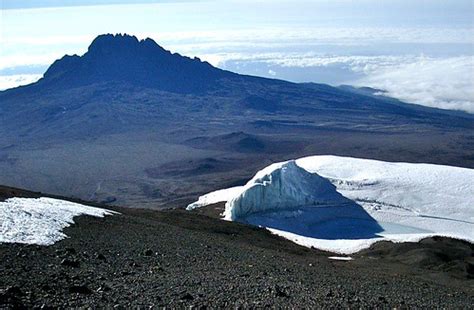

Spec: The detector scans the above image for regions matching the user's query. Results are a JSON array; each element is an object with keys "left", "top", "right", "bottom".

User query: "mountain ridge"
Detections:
[
  {"left": 1, "top": 33, "right": 473, "bottom": 207},
  {"left": 30, "top": 33, "right": 235, "bottom": 93},
  {"left": 1, "top": 33, "right": 473, "bottom": 120}
]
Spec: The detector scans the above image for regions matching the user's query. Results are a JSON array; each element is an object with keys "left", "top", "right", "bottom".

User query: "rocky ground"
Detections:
[{"left": 0, "top": 186, "right": 473, "bottom": 308}]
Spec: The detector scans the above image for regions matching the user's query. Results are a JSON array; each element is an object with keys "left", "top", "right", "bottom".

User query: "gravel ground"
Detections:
[
  {"left": 0, "top": 205, "right": 472, "bottom": 308},
  {"left": 0, "top": 186, "right": 473, "bottom": 308}
]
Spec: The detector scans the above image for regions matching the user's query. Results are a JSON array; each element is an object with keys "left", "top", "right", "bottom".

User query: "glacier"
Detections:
[
  {"left": 187, "top": 155, "right": 474, "bottom": 254},
  {"left": 224, "top": 160, "right": 350, "bottom": 220},
  {"left": 0, "top": 197, "right": 116, "bottom": 245}
]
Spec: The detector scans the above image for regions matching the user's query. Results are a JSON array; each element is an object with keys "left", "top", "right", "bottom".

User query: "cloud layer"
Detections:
[
  {"left": 355, "top": 56, "right": 474, "bottom": 113},
  {"left": 195, "top": 53, "right": 474, "bottom": 113},
  {"left": 1, "top": 1, "right": 473, "bottom": 113},
  {"left": 2, "top": 50, "right": 473, "bottom": 113},
  {"left": 0, "top": 74, "right": 42, "bottom": 90}
]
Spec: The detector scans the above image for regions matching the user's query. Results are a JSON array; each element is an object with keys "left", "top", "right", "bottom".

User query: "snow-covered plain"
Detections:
[
  {"left": 187, "top": 155, "right": 474, "bottom": 254},
  {"left": 0, "top": 197, "right": 116, "bottom": 245}
]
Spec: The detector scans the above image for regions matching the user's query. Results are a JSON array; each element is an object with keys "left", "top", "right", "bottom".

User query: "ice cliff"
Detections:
[
  {"left": 188, "top": 155, "right": 474, "bottom": 254},
  {"left": 224, "top": 160, "right": 348, "bottom": 220}
]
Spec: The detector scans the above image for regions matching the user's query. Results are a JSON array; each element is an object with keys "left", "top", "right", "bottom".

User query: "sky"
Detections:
[{"left": 1, "top": 0, "right": 473, "bottom": 112}]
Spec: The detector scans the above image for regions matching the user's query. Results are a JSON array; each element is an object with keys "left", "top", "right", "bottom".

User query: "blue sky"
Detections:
[{"left": 1, "top": 0, "right": 473, "bottom": 112}]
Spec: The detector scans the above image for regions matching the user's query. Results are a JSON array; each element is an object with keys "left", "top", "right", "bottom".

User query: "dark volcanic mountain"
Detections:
[
  {"left": 38, "top": 34, "right": 234, "bottom": 93},
  {"left": 1, "top": 33, "right": 473, "bottom": 207}
]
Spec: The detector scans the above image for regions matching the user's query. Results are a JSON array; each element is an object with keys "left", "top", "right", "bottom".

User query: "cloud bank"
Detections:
[
  {"left": 2, "top": 51, "right": 473, "bottom": 113},
  {"left": 195, "top": 53, "right": 474, "bottom": 113},
  {"left": 0, "top": 74, "right": 42, "bottom": 90},
  {"left": 354, "top": 56, "right": 474, "bottom": 113}
]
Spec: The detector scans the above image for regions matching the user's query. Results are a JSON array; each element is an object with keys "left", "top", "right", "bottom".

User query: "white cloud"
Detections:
[
  {"left": 1, "top": 26, "right": 472, "bottom": 72},
  {"left": 155, "top": 27, "right": 474, "bottom": 46},
  {"left": 268, "top": 69, "right": 277, "bottom": 76},
  {"left": 0, "top": 74, "right": 42, "bottom": 90},
  {"left": 1, "top": 35, "right": 94, "bottom": 46},
  {"left": 196, "top": 52, "right": 474, "bottom": 113},
  {"left": 2, "top": 53, "right": 473, "bottom": 114},
  {"left": 354, "top": 56, "right": 474, "bottom": 113},
  {"left": 0, "top": 53, "right": 67, "bottom": 71}
]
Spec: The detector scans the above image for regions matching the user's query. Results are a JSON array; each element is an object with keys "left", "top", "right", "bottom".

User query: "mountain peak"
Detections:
[
  {"left": 41, "top": 33, "right": 232, "bottom": 93},
  {"left": 88, "top": 33, "right": 139, "bottom": 51},
  {"left": 86, "top": 33, "right": 166, "bottom": 55}
]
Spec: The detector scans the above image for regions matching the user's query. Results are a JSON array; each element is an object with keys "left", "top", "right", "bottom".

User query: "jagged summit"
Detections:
[
  {"left": 40, "top": 33, "right": 233, "bottom": 93},
  {"left": 86, "top": 33, "right": 167, "bottom": 56}
]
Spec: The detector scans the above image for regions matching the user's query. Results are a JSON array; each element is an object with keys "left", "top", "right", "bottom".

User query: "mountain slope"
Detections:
[
  {"left": 0, "top": 33, "right": 473, "bottom": 207},
  {"left": 9, "top": 34, "right": 234, "bottom": 94},
  {"left": 2, "top": 34, "right": 472, "bottom": 134}
]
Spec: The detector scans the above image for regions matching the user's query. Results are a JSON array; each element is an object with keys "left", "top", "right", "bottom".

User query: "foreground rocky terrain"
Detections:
[{"left": 0, "top": 186, "right": 472, "bottom": 308}]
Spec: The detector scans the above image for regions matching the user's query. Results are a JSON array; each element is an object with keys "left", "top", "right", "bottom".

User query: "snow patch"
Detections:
[
  {"left": 186, "top": 186, "right": 243, "bottom": 211},
  {"left": 187, "top": 155, "right": 474, "bottom": 254},
  {"left": 328, "top": 256, "right": 353, "bottom": 261},
  {"left": 0, "top": 197, "right": 116, "bottom": 246}
]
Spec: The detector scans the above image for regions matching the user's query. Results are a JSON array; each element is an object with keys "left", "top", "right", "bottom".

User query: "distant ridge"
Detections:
[
  {"left": 38, "top": 33, "right": 234, "bottom": 93},
  {"left": 1, "top": 33, "right": 474, "bottom": 208}
]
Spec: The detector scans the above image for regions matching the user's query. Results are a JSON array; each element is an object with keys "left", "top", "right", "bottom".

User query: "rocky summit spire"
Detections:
[
  {"left": 86, "top": 34, "right": 166, "bottom": 56},
  {"left": 41, "top": 33, "right": 233, "bottom": 93}
]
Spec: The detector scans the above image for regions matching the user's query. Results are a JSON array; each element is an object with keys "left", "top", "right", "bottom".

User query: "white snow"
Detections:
[
  {"left": 0, "top": 197, "right": 116, "bottom": 245},
  {"left": 186, "top": 186, "right": 244, "bottom": 211},
  {"left": 187, "top": 155, "right": 474, "bottom": 254},
  {"left": 328, "top": 256, "right": 353, "bottom": 261}
]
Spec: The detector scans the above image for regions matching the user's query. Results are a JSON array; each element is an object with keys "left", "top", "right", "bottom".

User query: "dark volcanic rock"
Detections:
[
  {"left": 41, "top": 33, "right": 234, "bottom": 93},
  {"left": 143, "top": 249, "right": 153, "bottom": 256},
  {"left": 68, "top": 285, "right": 92, "bottom": 295},
  {"left": 4, "top": 286, "right": 23, "bottom": 296},
  {"left": 65, "top": 247, "right": 76, "bottom": 255},
  {"left": 357, "top": 236, "right": 474, "bottom": 280},
  {"left": 60, "top": 259, "right": 80, "bottom": 268},
  {"left": 180, "top": 293, "right": 194, "bottom": 301}
]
